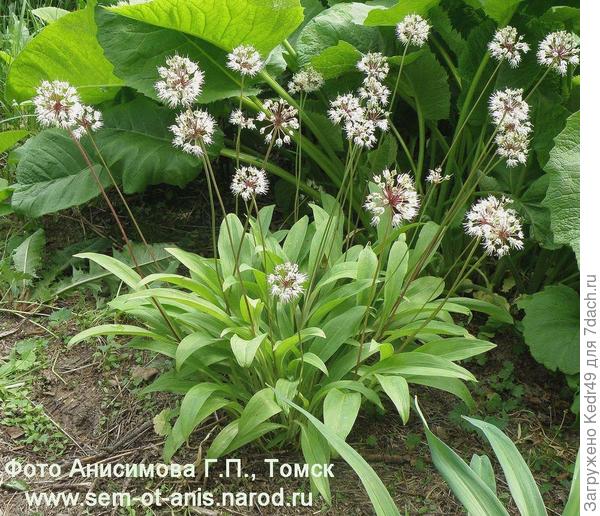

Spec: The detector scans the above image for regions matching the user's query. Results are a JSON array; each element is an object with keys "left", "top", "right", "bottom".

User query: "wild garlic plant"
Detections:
[{"left": 56, "top": 12, "right": 577, "bottom": 511}]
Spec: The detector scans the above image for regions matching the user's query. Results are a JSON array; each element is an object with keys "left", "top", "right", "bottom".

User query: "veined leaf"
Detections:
[
  {"left": 311, "top": 40, "right": 362, "bottom": 79},
  {"left": 0, "top": 130, "right": 28, "bottom": 153},
  {"left": 176, "top": 333, "right": 217, "bottom": 370},
  {"left": 68, "top": 324, "right": 169, "bottom": 346},
  {"left": 323, "top": 388, "right": 361, "bottom": 441},
  {"left": 375, "top": 374, "right": 410, "bottom": 424},
  {"left": 415, "top": 337, "right": 495, "bottom": 361},
  {"left": 300, "top": 422, "right": 332, "bottom": 504},
  {"left": 383, "top": 239, "right": 409, "bottom": 316},
  {"left": 364, "top": 0, "right": 439, "bottom": 26},
  {"left": 230, "top": 333, "right": 268, "bottom": 367},
  {"left": 470, "top": 454, "right": 497, "bottom": 494},
  {"left": 6, "top": 1, "right": 122, "bottom": 103},
  {"left": 75, "top": 252, "right": 141, "bottom": 290},
  {"left": 12, "top": 229, "right": 45, "bottom": 282},
  {"left": 107, "top": 0, "right": 303, "bottom": 55}
]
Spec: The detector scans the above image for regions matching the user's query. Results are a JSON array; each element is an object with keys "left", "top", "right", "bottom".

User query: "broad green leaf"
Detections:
[
  {"left": 310, "top": 306, "right": 366, "bottom": 361},
  {"left": 517, "top": 285, "right": 579, "bottom": 374},
  {"left": 176, "top": 333, "right": 217, "bottom": 370},
  {"left": 176, "top": 383, "right": 222, "bottom": 446},
  {"left": 405, "top": 376, "right": 475, "bottom": 410},
  {"left": 300, "top": 422, "right": 332, "bottom": 504},
  {"left": 364, "top": 0, "right": 439, "bottom": 26},
  {"left": 415, "top": 337, "right": 495, "bottom": 361},
  {"left": 10, "top": 130, "right": 110, "bottom": 218},
  {"left": 31, "top": 7, "right": 69, "bottom": 23},
  {"left": 277, "top": 393, "right": 400, "bottom": 516},
  {"left": 429, "top": 6, "right": 466, "bottom": 57},
  {"left": 0, "top": 130, "right": 28, "bottom": 153},
  {"left": 0, "top": 50, "right": 12, "bottom": 65},
  {"left": 68, "top": 324, "right": 167, "bottom": 346},
  {"left": 323, "top": 388, "right": 361, "bottom": 441},
  {"left": 296, "top": 3, "right": 380, "bottom": 68},
  {"left": 464, "top": 417, "right": 547, "bottom": 516},
  {"left": 375, "top": 374, "right": 410, "bottom": 424},
  {"left": 448, "top": 297, "right": 512, "bottom": 324},
  {"left": 415, "top": 400, "right": 508, "bottom": 515},
  {"left": 236, "top": 388, "right": 282, "bottom": 440},
  {"left": 12, "top": 229, "right": 45, "bottom": 282},
  {"left": 408, "top": 221, "right": 440, "bottom": 271},
  {"left": 402, "top": 50, "right": 450, "bottom": 121},
  {"left": 469, "top": 454, "right": 497, "bottom": 494},
  {"left": 543, "top": 111, "right": 580, "bottom": 264},
  {"left": 6, "top": 2, "right": 122, "bottom": 103},
  {"left": 356, "top": 245, "right": 378, "bottom": 305},
  {"left": 75, "top": 252, "right": 141, "bottom": 290},
  {"left": 107, "top": 0, "right": 303, "bottom": 55},
  {"left": 218, "top": 214, "right": 252, "bottom": 280},
  {"left": 283, "top": 215, "right": 309, "bottom": 263},
  {"left": 365, "top": 352, "right": 476, "bottom": 382},
  {"left": 311, "top": 40, "right": 362, "bottom": 79},
  {"left": 96, "top": 9, "right": 255, "bottom": 105},
  {"left": 384, "top": 239, "right": 409, "bottom": 316},
  {"left": 290, "top": 352, "right": 329, "bottom": 376},
  {"left": 386, "top": 320, "right": 469, "bottom": 339},
  {"left": 230, "top": 333, "right": 268, "bottom": 367},
  {"left": 94, "top": 97, "right": 214, "bottom": 193},
  {"left": 462, "top": 0, "right": 522, "bottom": 24}
]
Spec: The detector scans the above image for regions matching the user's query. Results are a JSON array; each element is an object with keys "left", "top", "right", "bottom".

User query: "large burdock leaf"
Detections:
[
  {"left": 517, "top": 285, "right": 579, "bottom": 375},
  {"left": 10, "top": 130, "right": 110, "bottom": 218},
  {"left": 106, "top": 0, "right": 304, "bottom": 56},
  {"left": 96, "top": 9, "right": 256, "bottom": 105},
  {"left": 402, "top": 50, "right": 450, "bottom": 121},
  {"left": 364, "top": 0, "right": 439, "bottom": 27},
  {"left": 310, "top": 41, "right": 362, "bottom": 79},
  {"left": 542, "top": 111, "right": 580, "bottom": 265},
  {"left": 461, "top": 0, "right": 523, "bottom": 24},
  {"left": 5, "top": 1, "right": 122, "bottom": 104},
  {"left": 296, "top": 3, "right": 381, "bottom": 68},
  {"left": 95, "top": 97, "right": 211, "bottom": 193}
]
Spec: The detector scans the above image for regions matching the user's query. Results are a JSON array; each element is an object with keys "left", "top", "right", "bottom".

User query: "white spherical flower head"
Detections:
[
  {"left": 288, "top": 66, "right": 325, "bottom": 95},
  {"left": 71, "top": 105, "right": 103, "bottom": 140},
  {"left": 229, "top": 108, "right": 256, "bottom": 129},
  {"left": 230, "top": 166, "right": 269, "bottom": 201},
  {"left": 488, "top": 26, "right": 530, "bottom": 68},
  {"left": 267, "top": 262, "right": 308, "bottom": 303},
  {"left": 364, "top": 104, "right": 389, "bottom": 132},
  {"left": 227, "top": 45, "right": 263, "bottom": 76},
  {"left": 488, "top": 88, "right": 530, "bottom": 126},
  {"left": 495, "top": 130, "right": 530, "bottom": 167},
  {"left": 34, "top": 80, "right": 83, "bottom": 129},
  {"left": 328, "top": 94, "right": 363, "bottom": 125},
  {"left": 357, "top": 52, "right": 389, "bottom": 81},
  {"left": 537, "top": 31, "right": 580, "bottom": 75},
  {"left": 396, "top": 14, "right": 430, "bottom": 47},
  {"left": 426, "top": 167, "right": 452, "bottom": 185},
  {"left": 170, "top": 110, "right": 216, "bottom": 157},
  {"left": 464, "top": 196, "right": 523, "bottom": 257},
  {"left": 364, "top": 169, "right": 420, "bottom": 227},
  {"left": 358, "top": 77, "right": 390, "bottom": 106},
  {"left": 155, "top": 54, "right": 204, "bottom": 108},
  {"left": 256, "top": 99, "right": 299, "bottom": 147}
]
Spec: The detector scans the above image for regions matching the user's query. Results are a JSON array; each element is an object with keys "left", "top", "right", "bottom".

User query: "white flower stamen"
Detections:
[{"left": 256, "top": 99, "right": 299, "bottom": 147}]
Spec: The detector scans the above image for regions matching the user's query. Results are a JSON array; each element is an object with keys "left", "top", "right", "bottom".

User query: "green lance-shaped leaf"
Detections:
[
  {"left": 230, "top": 333, "right": 269, "bottom": 367},
  {"left": 464, "top": 417, "right": 547, "bottom": 516},
  {"left": 11, "top": 229, "right": 45, "bottom": 283},
  {"left": 276, "top": 391, "right": 400, "bottom": 516},
  {"left": 0, "top": 130, "right": 29, "bottom": 153},
  {"left": 323, "top": 388, "right": 361, "bottom": 441},
  {"left": 376, "top": 374, "right": 410, "bottom": 424},
  {"left": 415, "top": 399, "right": 508, "bottom": 515}
]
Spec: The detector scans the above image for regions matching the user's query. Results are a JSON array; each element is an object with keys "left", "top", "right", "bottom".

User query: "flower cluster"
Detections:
[
  {"left": 488, "top": 26, "right": 530, "bottom": 68},
  {"left": 288, "top": 66, "right": 324, "bottom": 95},
  {"left": 364, "top": 169, "right": 420, "bottom": 227},
  {"left": 230, "top": 166, "right": 269, "bottom": 200},
  {"left": 426, "top": 167, "right": 452, "bottom": 185},
  {"left": 229, "top": 108, "right": 256, "bottom": 129},
  {"left": 33, "top": 80, "right": 103, "bottom": 137},
  {"left": 170, "top": 110, "right": 216, "bottom": 157},
  {"left": 489, "top": 88, "right": 532, "bottom": 167},
  {"left": 327, "top": 52, "right": 390, "bottom": 149},
  {"left": 268, "top": 262, "right": 308, "bottom": 303},
  {"left": 227, "top": 45, "right": 263, "bottom": 76},
  {"left": 256, "top": 99, "right": 299, "bottom": 147},
  {"left": 155, "top": 54, "right": 204, "bottom": 107},
  {"left": 537, "top": 31, "right": 579, "bottom": 76},
  {"left": 464, "top": 196, "right": 524, "bottom": 257},
  {"left": 396, "top": 14, "right": 430, "bottom": 47}
]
